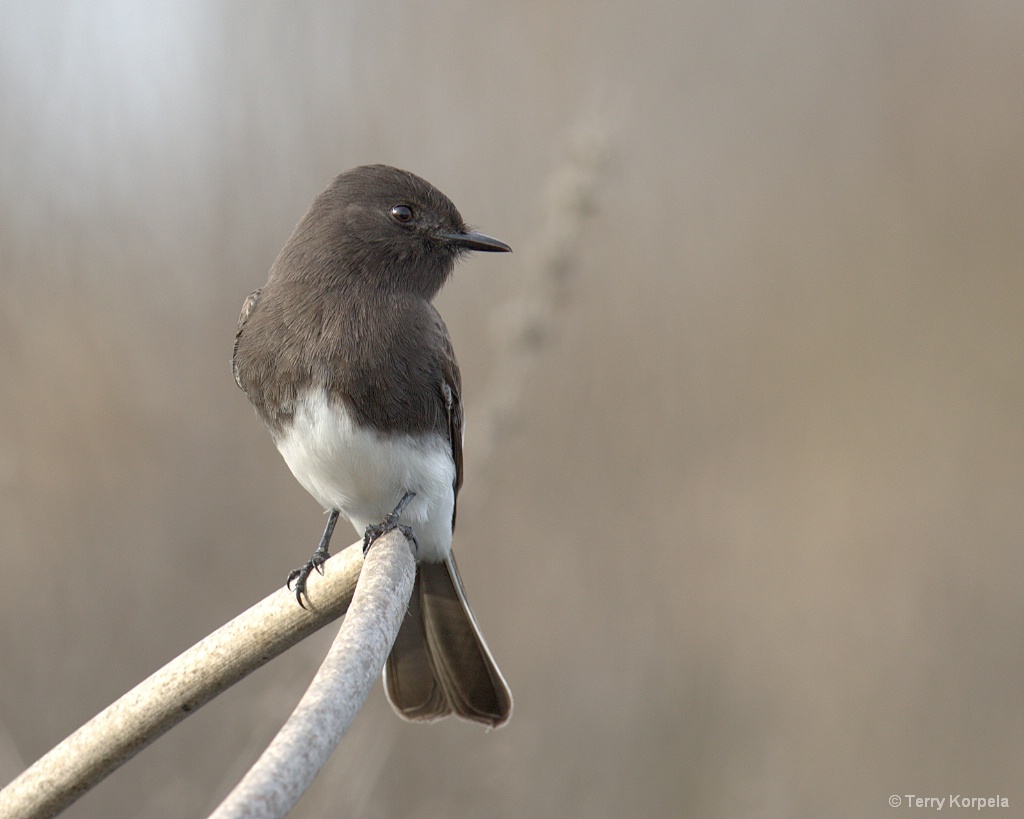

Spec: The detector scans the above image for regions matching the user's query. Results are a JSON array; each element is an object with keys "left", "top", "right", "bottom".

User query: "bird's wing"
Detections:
[
  {"left": 438, "top": 327, "right": 464, "bottom": 527},
  {"left": 231, "top": 287, "right": 262, "bottom": 390}
]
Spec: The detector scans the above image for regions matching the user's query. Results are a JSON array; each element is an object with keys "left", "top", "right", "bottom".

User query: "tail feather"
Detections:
[{"left": 383, "top": 553, "right": 512, "bottom": 728}]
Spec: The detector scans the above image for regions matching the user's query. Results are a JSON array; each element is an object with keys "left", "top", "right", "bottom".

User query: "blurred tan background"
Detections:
[{"left": 1, "top": 3, "right": 1022, "bottom": 817}]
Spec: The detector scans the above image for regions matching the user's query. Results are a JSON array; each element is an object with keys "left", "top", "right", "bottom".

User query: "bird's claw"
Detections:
[
  {"left": 362, "top": 518, "right": 417, "bottom": 556},
  {"left": 286, "top": 548, "right": 329, "bottom": 608},
  {"left": 362, "top": 491, "right": 418, "bottom": 556}
]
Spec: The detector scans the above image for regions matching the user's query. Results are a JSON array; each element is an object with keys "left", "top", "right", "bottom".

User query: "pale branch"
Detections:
[
  {"left": 208, "top": 529, "right": 415, "bottom": 819},
  {"left": 0, "top": 537, "right": 376, "bottom": 819}
]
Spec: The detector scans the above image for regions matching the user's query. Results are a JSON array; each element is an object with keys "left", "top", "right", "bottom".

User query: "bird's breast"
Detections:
[{"left": 274, "top": 388, "right": 456, "bottom": 562}]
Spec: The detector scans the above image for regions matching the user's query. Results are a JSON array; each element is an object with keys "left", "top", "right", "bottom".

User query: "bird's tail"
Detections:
[{"left": 383, "top": 552, "right": 512, "bottom": 728}]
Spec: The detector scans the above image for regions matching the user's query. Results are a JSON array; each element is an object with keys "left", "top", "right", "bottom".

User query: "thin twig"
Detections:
[
  {"left": 208, "top": 529, "right": 415, "bottom": 819},
  {"left": 468, "top": 123, "right": 610, "bottom": 472},
  {"left": 0, "top": 539, "right": 368, "bottom": 819}
]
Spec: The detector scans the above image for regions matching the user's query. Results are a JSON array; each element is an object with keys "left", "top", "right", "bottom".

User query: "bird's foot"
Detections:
[
  {"left": 362, "top": 520, "right": 417, "bottom": 556},
  {"left": 286, "top": 546, "right": 330, "bottom": 608},
  {"left": 286, "top": 509, "right": 340, "bottom": 609},
  {"left": 363, "top": 491, "right": 418, "bottom": 556}
]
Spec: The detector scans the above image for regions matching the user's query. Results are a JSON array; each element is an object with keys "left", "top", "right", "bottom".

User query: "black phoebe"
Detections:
[{"left": 232, "top": 165, "right": 513, "bottom": 728}]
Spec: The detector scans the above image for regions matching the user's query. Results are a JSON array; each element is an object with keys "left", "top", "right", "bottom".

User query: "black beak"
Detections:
[{"left": 442, "top": 230, "right": 512, "bottom": 253}]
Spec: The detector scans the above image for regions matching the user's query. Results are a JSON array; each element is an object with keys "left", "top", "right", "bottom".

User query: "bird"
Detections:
[{"left": 231, "top": 164, "right": 513, "bottom": 728}]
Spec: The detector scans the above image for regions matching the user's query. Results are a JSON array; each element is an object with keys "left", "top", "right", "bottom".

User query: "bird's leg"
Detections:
[
  {"left": 287, "top": 508, "right": 340, "bottom": 608},
  {"left": 363, "top": 491, "right": 418, "bottom": 556}
]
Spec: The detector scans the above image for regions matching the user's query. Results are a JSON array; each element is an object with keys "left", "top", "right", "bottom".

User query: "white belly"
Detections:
[{"left": 275, "top": 389, "right": 455, "bottom": 563}]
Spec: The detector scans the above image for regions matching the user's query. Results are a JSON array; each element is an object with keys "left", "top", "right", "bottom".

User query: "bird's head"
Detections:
[{"left": 275, "top": 164, "right": 510, "bottom": 299}]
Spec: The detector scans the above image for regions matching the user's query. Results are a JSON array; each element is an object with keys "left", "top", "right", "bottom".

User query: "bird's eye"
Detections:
[{"left": 390, "top": 205, "right": 414, "bottom": 223}]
